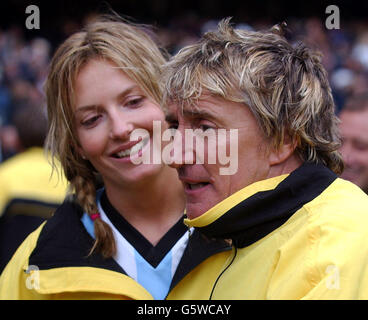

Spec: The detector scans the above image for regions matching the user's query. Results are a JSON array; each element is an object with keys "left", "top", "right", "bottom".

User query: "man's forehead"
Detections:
[{"left": 165, "top": 95, "right": 225, "bottom": 119}]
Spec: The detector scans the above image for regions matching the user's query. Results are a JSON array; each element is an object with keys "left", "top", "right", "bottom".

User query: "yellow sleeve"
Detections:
[
  {"left": 301, "top": 225, "right": 368, "bottom": 300},
  {"left": 0, "top": 223, "right": 46, "bottom": 299},
  {"left": 268, "top": 195, "right": 368, "bottom": 300},
  {"left": 301, "top": 198, "right": 368, "bottom": 299}
]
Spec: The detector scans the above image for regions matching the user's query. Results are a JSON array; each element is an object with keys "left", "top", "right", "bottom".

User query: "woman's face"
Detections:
[{"left": 73, "top": 58, "right": 166, "bottom": 190}]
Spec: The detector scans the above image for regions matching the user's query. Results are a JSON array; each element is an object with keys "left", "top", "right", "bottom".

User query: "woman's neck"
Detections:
[{"left": 104, "top": 166, "right": 185, "bottom": 245}]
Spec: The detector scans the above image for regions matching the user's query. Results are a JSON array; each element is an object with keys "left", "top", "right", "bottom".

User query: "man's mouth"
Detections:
[
  {"left": 178, "top": 168, "right": 213, "bottom": 193},
  {"left": 185, "top": 182, "right": 210, "bottom": 190},
  {"left": 112, "top": 137, "right": 149, "bottom": 158}
]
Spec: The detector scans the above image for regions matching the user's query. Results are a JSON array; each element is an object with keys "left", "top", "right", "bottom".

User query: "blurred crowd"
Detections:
[
  {"left": 159, "top": 14, "right": 368, "bottom": 113},
  {"left": 0, "top": 25, "right": 50, "bottom": 161},
  {"left": 0, "top": 13, "right": 368, "bottom": 161}
]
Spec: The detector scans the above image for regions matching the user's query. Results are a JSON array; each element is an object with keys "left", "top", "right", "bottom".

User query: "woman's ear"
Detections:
[{"left": 75, "top": 145, "right": 87, "bottom": 160}]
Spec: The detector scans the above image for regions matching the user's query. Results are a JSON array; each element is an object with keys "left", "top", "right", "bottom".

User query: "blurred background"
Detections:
[{"left": 0, "top": 0, "right": 367, "bottom": 160}]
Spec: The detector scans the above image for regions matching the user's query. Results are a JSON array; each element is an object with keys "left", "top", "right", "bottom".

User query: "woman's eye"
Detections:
[
  {"left": 81, "top": 115, "right": 101, "bottom": 127},
  {"left": 125, "top": 97, "right": 144, "bottom": 108}
]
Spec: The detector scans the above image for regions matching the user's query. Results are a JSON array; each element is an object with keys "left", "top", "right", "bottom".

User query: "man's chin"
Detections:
[
  {"left": 184, "top": 182, "right": 221, "bottom": 218},
  {"left": 185, "top": 203, "right": 212, "bottom": 220}
]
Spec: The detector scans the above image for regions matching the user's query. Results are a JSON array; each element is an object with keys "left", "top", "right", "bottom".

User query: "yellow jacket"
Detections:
[
  {"left": 168, "top": 163, "right": 368, "bottom": 299},
  {"left": 0, "top": 147, "right": 68, "bottom": 218},
  {"left": 0, "top": 198, "right": 230, "bottom": 299}
]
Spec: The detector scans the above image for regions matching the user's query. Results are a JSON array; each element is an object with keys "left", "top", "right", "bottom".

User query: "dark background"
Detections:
[{"left": 1, "top": 0, "right": 366, "bottom": 46}]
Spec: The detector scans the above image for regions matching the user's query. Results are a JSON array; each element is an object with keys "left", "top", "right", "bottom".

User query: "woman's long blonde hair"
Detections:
[{"left": 45, "top": 16, "right": 168, "bottom": 258}]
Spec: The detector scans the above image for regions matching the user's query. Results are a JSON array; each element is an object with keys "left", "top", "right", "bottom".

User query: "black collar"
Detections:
[
  {"left": 100, "top": 191, "right": 188, "bottom": 268},
  {"left": 169, "top": 230, "right": 230, "bottom": 290},
  {"left": 198, "top": 162, "right": 337, "bottom": 248},
  {"left": 29, "top": 198, "right": 124, "bottom": 273},
  {"left": 29, "top": 195, "right": 231, "bottom": 291}
]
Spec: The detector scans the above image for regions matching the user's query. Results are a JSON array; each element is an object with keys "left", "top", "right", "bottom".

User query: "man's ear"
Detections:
[{"left": 269, "top": 134, "right": 298, "bottom": 166}]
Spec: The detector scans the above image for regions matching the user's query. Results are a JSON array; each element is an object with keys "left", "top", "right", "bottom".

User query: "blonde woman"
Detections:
[{"left": 0, "top": 17, "right": 230, "bottom": 300}]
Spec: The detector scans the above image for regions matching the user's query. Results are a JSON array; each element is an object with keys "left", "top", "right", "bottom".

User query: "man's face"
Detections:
[
  {"left": 339, "top": 109, "right": 368, "bottom": 192},
  {"left": 166, "top": 95, "right": 272, "bottom": 219}
]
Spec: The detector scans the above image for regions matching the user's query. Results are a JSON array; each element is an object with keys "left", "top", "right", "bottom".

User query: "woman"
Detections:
[{"left": 0, "top": 17, "right": 230, "bottom": 300}]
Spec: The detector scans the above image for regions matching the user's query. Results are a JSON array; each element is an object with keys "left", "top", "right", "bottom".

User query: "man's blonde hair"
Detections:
[
  {"left": 163, "top": 18, "right": 343, "bottom": 174},
  {"left": 45, "top": 17, "right": 167, "bottom": 258}
]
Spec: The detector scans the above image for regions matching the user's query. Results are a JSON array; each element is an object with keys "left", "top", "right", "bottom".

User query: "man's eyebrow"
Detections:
[
  {"left": 181, "top": 108, "right": 217, "bottom": 120},
  {"left": 164, "top": 105, "right": 218, "bottom": 124}
]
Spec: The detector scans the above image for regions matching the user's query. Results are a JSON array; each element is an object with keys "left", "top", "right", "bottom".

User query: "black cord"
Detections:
[{"left": 209, "top": 246, "right": 238, "bottom": 300}]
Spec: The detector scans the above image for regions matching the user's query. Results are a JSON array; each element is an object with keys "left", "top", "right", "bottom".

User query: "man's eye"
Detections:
[
  {"left": 199, "top": 124, "right": 213, "bottom": 131},
  {"left": 198, "top": 121, "right": 216, "bottom": 131},
  {"left": 167, "top": 123, "right": 178, "bottom": 139},
  {"left": 168, "top": 122, "right": 178, "bottom": 130}
]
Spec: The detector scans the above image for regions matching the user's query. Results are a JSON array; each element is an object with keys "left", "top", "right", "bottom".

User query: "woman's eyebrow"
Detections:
[
  {"left": 116, "top": 85, "right": 140, "bottom": 101},
  {"left": 75, "top": 104, "right": 99, "bottom": 115},
  {"left": 75, "top": 85, "right": 140, "bottom": 113}
]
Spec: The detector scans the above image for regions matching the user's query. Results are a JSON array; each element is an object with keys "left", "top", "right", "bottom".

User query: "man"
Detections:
[
  {"left": 339, "top": 94, "right": 368, "bottom": 194},
  {"left": 164, "top": 19, "right": 368, "bottom": 299}
]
